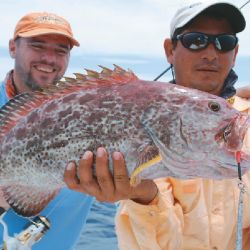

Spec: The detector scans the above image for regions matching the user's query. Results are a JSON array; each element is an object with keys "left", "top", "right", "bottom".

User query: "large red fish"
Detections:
[{"left": 0, "top": 65, "right": 250, "bottom": 217}]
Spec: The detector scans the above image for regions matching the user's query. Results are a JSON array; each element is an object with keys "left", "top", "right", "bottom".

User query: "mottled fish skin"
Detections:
[{"left": 0, "top": 65, "right": 250, "bottom": 217}]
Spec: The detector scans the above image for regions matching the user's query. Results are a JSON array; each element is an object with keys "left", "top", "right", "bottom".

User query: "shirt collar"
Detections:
[
  {"left": 4, "top": 70, "right": 18, "bottom": 99},
  {"left": 220, "top": 69, "right": 237, "bottom": 99}
]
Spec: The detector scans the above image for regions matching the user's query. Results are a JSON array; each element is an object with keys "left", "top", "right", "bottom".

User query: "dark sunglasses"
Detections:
[{"left": 174, "top": 32, "right": 238, "bottom": 52}]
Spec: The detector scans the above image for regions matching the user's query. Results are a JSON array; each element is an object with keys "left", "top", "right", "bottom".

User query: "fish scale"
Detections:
[{"left": 0, "top": 65, "right": 250, "bottom": 217}]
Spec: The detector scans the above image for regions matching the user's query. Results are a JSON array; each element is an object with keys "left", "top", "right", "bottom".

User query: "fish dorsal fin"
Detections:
[
  {"left": 112, "top": 64, "right": 137, "bottom": 83},
  {"left": 84, "top": 68, "right": 100, "bottom": 78},
  {"left": 63, "top": 76, "right": 77, "bottom": 83},
  {"left": 98, "top": 65, "right": 113, "bottom": 74},
  {"left": 0, "top": 92, "right": 47, "bottom": 139},
  {"left": 73, "top": 73, "right": 87, "bottom": 80},
  {"left": 82, "top": 65, "right": 138, "bottom": 84},
  {"left": 0, "top": 65, "right": 138, "bottom": 143}
]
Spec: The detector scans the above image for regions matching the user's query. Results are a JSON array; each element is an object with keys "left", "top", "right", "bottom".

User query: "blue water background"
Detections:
[{"left": 74, "top": 201, "right": 118, "bottom": 250}]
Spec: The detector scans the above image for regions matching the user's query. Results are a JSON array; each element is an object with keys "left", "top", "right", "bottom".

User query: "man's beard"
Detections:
[
  {"left": 16, "top": 61, "right": 61, "bottom": 92},
  {"left": 24, "top": 72, "right": 59, "bottom": 91}
]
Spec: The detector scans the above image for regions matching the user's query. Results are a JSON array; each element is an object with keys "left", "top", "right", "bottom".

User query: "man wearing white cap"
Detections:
[{"left": 65, "top": 1, "right": 250, "bottom": 249}]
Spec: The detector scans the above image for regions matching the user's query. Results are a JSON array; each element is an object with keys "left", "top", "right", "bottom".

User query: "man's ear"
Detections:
[
  {"left": 9, "top": 39, "right": 16, "bottom": 59},
  {"left": 164, "top": 38, "right": 174, "bottom": 64},
  {"left": 231, "top": 44, "right": 239, "bottom": 68}
]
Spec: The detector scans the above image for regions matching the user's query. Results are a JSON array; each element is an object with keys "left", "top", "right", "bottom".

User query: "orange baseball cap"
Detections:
[{"left": 13, "top": 12, "right": 80, "bottom": 47}]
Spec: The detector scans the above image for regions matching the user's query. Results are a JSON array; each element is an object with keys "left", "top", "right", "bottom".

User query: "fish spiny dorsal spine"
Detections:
[
  {"left": 73, "top": 73, "right": 87, "bottom": 80},
  {"left": 63, "top": 76, "right": 76, "bottom": 83},
  {"left": 98, "top": 65, "right": 113, "bottom": 74},
  {"left": 72, "top": 65, "right": 138, "bottom": 85},
  {"left": 98, "top": 64, "right": 138, "bottom": 83},
  {"left": 85, "top": 69, "right": 100, "bottom": 78}
]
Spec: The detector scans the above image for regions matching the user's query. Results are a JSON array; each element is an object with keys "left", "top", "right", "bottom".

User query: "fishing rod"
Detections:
[
  {"left": 153, "top": 65, "right": 172, "bottom": 81},
  {"left": 154, "top": 0, "right": 250, "bottom": 81},
  {"left": 240, "top": 0, "right": 250, "bottom": 9}
]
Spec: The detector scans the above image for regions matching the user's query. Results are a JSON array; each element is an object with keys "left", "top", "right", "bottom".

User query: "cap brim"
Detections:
[
  {"left": 17, "top": 28, "right": 80, "bottom": 47},
  {"left": 205, "top": 3, "right": 246, "bottom": 33}
]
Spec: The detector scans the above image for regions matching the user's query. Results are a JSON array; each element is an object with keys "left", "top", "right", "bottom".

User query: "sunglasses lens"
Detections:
[
  {"left": 178, "top": 33, "right": 237, "bottom": 52},
  {"left": 216, "top": 35, "right": 237, "bottom": 52},
  {"left": 181, "top": 33, "right": 208, "bottom": 50}
]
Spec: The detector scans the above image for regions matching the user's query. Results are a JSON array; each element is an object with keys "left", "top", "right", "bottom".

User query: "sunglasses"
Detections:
[{"left": 174, "top": 32, "right": 238, "bottom": 52}]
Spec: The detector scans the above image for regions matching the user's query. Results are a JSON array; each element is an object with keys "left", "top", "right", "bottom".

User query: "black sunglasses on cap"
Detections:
[{"left": 174, "top": 32, "right": 238, "bottom": 52}]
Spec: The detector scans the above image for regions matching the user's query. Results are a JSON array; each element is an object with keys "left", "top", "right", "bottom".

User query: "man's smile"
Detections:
[{"left": 33, "top": 64, "right": 56, "bottom": 73}]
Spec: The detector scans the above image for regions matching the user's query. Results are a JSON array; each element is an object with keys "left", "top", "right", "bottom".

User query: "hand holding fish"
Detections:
[
  {"left": 64, "top": 147, "right": 158, "bottom": 205},
  {"left": 236, "top": 86, "right": 250, "bottom": 99}
]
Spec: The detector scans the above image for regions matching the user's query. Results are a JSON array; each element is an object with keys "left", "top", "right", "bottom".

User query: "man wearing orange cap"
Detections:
[
  {"left": 0, "top": 12, "right": 94, "bottom": 250},
  {"left": 0, "top": 12, "right": 79, "bottom": 105}
]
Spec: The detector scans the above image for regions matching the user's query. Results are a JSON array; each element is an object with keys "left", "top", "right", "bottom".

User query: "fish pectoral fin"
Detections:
[
  {"left": 2, "top": 185, "right": 60, "bottom": 217},
  {"left": 130, "top": 145, "right": 162, "bottom": 186},
  {"left": 141, "top": 106, "right": 171, "bottom": 156}
]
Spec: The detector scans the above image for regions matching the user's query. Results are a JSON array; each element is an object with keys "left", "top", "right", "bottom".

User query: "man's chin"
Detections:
[
  {"left": 26, "top": 81, "right": 45, "bottom": 91},
  {"left": 30, "top": 78, "right": 55, "bottom": 90}
]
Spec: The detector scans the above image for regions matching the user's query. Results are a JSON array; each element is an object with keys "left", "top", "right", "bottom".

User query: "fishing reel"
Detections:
[
  {"left": 1, "top": 212, "right": 50, "bottom": 250},
  {"left": 16, "top": 216, "right": 50, "bottom": 245}
]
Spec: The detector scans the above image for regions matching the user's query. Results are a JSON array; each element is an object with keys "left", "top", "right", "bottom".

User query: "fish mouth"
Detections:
[{"left": 215, "top": 114, "right": 250, "bottom": 151}]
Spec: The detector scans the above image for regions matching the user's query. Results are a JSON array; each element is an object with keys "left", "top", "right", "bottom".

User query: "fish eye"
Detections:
[{"left": 208, "top": 101, "right": 220, "bottom": 112}]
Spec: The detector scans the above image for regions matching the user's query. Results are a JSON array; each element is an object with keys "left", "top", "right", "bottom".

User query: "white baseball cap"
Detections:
[{"left": 170, "top": 0, "right": 246, "bottom": 38}]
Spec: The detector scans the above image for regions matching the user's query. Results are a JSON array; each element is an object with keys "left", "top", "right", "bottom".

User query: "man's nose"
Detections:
[
  {"left": 201, "top": 43, "right": 219, "bottom": 61},
  {"left": 40, "top": 49, "right": 57, "bottom": 64}
]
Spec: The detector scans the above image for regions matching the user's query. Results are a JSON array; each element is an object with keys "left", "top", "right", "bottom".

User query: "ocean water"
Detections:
[{"left": 75, "top": 200, "right": 118, "bottom": 250}]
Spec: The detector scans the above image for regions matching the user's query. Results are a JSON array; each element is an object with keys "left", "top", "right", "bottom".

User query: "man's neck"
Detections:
[{"left": 12, "top": 70, "right": 31, "bottom": 94}]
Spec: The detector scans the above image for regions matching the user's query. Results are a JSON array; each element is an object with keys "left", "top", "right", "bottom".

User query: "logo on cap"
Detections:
[
  {"left": 189, "top": 2, "right": 202, "bottom": 8},
  {"left": 35, "top": 14, "right": 66, "bottom": 26}
]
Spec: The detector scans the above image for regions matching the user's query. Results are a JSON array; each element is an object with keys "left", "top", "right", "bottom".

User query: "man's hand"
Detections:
[
  {"left": 64, "top": 147, "right": 158, "bottom": 205},
  {"left": 237, "top": 86, "right": 250, "bottom": 99}
]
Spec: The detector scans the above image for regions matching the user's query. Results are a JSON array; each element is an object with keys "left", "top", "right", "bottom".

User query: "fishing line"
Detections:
[
  {"left": 240, "top": 0, "right": 250, "bottom": 9},
  {"left": 235, "top": 151, "right": 245, "bottom": 250},
  {"left": 14, "top": 191, "right": 70, "bottom": 234},
  {"left": 153, "top": 65, "right": 172, "bottom": 81},
  {"left": 44, "top": 191, "right": 71, "bottom": 218}
]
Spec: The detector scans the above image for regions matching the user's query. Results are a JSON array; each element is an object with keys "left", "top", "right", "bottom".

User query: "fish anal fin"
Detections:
[
  {"left": 2, "top": 185, "right": 60, "bottom": 217},
  {"left": 130, "top": 145, "right": 162, "bottom": 186}
]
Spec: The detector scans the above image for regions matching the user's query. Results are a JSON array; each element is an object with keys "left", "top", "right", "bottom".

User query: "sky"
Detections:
[{"left": 0, "top": 0, "right": 249, "bottom": 85}]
